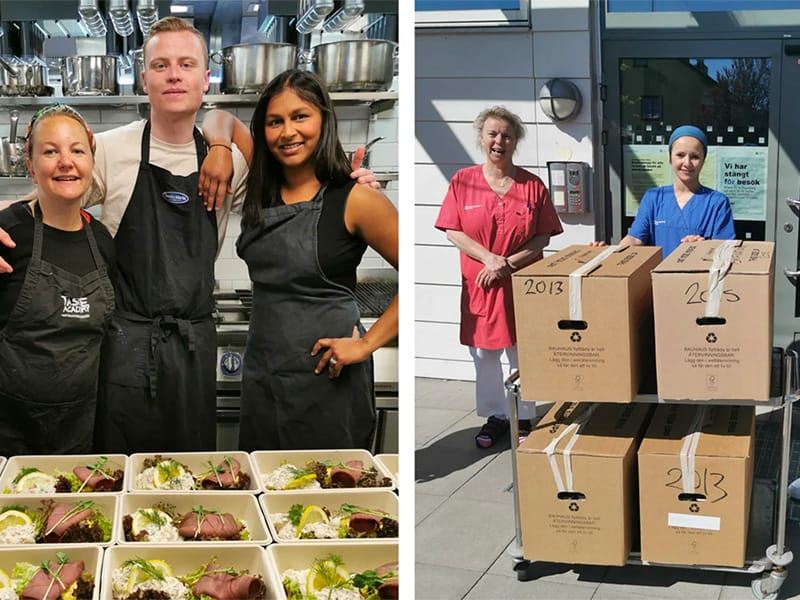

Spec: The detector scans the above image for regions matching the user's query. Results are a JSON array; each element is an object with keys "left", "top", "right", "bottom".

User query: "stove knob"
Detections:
[{"left": 220, "top": 351, "right": 242, "bottom": 376}]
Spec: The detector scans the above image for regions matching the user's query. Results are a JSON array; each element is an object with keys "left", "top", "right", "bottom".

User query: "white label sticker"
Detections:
[{"left": 668, "top": 512, "right": 720, "bottom": 531}]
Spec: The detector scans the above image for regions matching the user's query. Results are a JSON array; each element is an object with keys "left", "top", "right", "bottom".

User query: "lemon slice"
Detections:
[
  {"left": 126, "top": 560, "right": 173, "bottom": 593},
  {"left": 131, "top": 509, "right": 173, "bottom": 536},
  {"left": 15, "top": 471, "right": 57, "bottom": 492},
  {"left": 153, "top": 460, "right": 185, "bottom": 489},
  {"left": 284, "top": 473, "right": 317, "bottom": 490},
  {"left": 297, "top": 505, "right": 328, "bottom": 533},
  {"left": 306, "top": 561, "right": 349, "bottom": 595},
  {"left": 61, "top": 580, "right": 78, "bottom": 600},
  {"left": 0, "top": 509, "right": 32, "bottom": 532},
  {"left": 0, "top": 568, "right": 11, "bottom": 589}
]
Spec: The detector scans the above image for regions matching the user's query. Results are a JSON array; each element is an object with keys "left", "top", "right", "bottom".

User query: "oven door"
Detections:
[{"left": 216, "top": 385, "right": 241, "bottom": 451}]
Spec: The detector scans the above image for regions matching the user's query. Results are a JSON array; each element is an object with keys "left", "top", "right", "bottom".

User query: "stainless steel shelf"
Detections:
[{"left": 0, "top": 91, "right": 398, "bottom": 108}]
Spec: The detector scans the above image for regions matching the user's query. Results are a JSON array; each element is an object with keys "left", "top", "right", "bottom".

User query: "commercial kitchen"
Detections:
[
  {"left": 0, "top": 1, "right": 400, "bottom": 597},
  {"left": 415, "top": 1, "right": 800, "bottom": 599}
]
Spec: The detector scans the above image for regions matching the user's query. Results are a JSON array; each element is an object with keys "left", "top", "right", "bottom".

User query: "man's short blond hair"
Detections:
[{"left": 142, "top": 16, "right": 208, "bottom": 68}]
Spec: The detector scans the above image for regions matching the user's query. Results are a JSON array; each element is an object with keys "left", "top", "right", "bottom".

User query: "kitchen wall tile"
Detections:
[
  {"left": 370, "top": 117, "right": 398, "bottom": 143},
  {"left": 367, "top": 142, "right": 397, "bottom": 169},
  {"left": 213, "top": 256, "right": 249, "bottom": 281},
  {"left": 98, "top": 108, "right": 139, "bottom": 124},
  {"left": 349, "top": 119, "right": 369, "bottom": 144},
  {"left": 337, "top": 119, "right": 352, "bottom": 141},
  {"left": 334, "top": 105, "right": 370, "bottom": 121}
]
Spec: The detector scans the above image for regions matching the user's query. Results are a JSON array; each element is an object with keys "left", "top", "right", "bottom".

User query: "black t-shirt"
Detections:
[
  {"left": 0, "top": 202, "right": 116, "bottom": 329},
  {"left": 317, "top": 181, "right": 367, "bottom": 291}
]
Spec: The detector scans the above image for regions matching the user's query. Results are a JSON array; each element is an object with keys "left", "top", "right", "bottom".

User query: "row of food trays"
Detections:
[
  {"left": 0, "top": 542, "right": 399, "bottom": 600},
  {"left": 0, "top": 451, "right": 398, "bottom": 496}
]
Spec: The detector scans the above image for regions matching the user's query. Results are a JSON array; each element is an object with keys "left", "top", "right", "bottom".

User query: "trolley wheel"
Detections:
[
  {"left": 751, "top": 568, "right": 788, "bottom": 600},
  {"left": 513, "top": 560, "right": 534, "bottom": 582}
]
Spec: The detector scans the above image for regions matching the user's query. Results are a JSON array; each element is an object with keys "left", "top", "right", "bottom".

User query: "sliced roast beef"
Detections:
[
  {"left": 43, "top": 503, "right": 94, "bottom": 540},
  {"left": 73, "top": 466, "right": 116, "bottom": 491},
  {"left": 192, "top": 563, "right": 266, "bottom": 600},
  {"left": 330, "top": 460, "right": 364, "bottom": 487},
  {"left": 20, "top": 560, "right": 85, "bottom": 600},
  {"left": 178, "top": 511, "right": 242, "bottom": 540},
  {"left": 201, "top": 458, "right": 240, "bottom": 489},
  {"left": 348, "top": 513, "right": 382, "bottom": 535},
  {"left": 375, "top": 561, "right": 398, "bottom": 577}
]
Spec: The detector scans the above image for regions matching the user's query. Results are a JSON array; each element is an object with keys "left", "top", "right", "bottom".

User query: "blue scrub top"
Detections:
[{"left": 628, "top": 185, "right": 735, "bottom": 257}]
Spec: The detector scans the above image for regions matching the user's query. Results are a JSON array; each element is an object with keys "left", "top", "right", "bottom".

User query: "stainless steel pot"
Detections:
[
  {"left": 0, "top": 110, "right": 26, "bottom": 176},
  {"left": 61, "top": 55, "right": 118, "bottom": 96},
  {"left": 0, "top": 57, "right": 49, "bottom": 96},
  {"left": 312, "top": 40, "right": 396, "bottom": 92},
  {"left": 214, "top": 43, "right": 296, "bottom": 94},
  {"left": 132, "top": 49, "right": 145, "bottom": 95}
]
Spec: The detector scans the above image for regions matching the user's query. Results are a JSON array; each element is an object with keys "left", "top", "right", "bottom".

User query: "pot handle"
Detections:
[
  {"left": 209, "top": 51, "right": 230, "bottom": 65},
  {"left": 0, "top": 57, "right": 17, "bottom": 79},
  {"left": 298, "top": 48, "right": 314, "bottom": 68}
]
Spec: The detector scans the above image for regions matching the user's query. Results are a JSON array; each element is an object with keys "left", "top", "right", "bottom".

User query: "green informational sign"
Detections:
[{"left": 623, "top": 144, "right": 767, "bottom": 221}]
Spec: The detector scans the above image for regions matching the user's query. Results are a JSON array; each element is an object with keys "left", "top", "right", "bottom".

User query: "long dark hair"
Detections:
[{"left": 242, "top": 69, "right": 352, "bottom": 226}]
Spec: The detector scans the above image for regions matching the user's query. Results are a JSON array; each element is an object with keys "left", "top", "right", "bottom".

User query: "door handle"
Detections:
[
  {"left": 784, "top": 268, "right": 800, "bottom": 280},
  {"left": 787, "top": 198, "right": 800, "bottom": 208}
]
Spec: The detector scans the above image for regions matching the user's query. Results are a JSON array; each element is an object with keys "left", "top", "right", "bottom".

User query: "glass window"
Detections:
[
  {"left": 415, "top": 0, "right": 529, "bottom": 27},
  {"left": 608, "top": 0, "right": 800, "bottom": 11},
  {"left": 619, "top": 57, "right": 771, "bottom": 239}
]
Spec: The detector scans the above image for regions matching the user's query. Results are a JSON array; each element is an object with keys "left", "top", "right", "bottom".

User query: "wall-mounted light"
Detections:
[
  {"left": 539, "top": 78, "right": 582, "bottom": 122},
  {"left": 170, "top": 5, "right": 190, "bottom": 15}
]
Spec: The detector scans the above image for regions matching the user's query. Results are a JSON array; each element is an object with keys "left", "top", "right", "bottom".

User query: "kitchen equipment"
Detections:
[
  {"left": 60, "top": 55, "right": 118, "bottom": 96},
  {"left": 312, "top": 39, "right": 396, "bottom": 92},
  {"left": 214, "top": 43, "right": 297, "bottom": 95},
  {"left": 131, "top": 48, "right": 145, "bottom": 95},
  {"left": 0, "top": 57, "right": 49, "bottom": 96},
  {"left": 0, "top": 110, "right": 26, "bottom": 177}
]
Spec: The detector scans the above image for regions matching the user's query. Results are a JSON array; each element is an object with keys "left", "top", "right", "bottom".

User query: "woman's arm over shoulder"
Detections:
[{"left": 344, "top": 183, "right": 398, "bottom": 268}]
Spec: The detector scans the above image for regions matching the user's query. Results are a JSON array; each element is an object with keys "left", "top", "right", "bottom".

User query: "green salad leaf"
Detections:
[{"left": 11, "top": 562, "right": 39, "bottom": 595}]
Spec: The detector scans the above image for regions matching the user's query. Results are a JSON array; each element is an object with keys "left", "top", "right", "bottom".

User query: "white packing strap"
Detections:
[
  {"left": 678, "top": 406, "right": 708, "bottom": 495},
  {"left": 704, "top": 240, "right": 738, "bottom": 318},
  {"left": 568, "top": 246, "right": 619, "bottom": 321},
  {"left": 543, "top": 404, "right": 598, "bottom": 492}
]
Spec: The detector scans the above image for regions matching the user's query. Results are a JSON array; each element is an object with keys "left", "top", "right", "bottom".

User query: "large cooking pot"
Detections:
[
  {"left": 0, "top": 57, "right": 49, "bottom": 96},
  {"left": 0, "top": 110, "right": 25, "bottom": 176},
  {"left": 132, "top": 49, "right": 145, "bottom": 95},
  {"left": 214, "top": 43, "right": 296, "bottom": 94},
  {"left": 61, "top": 55, "right": 118, "bottom": 96},
  {"left": 312, "top": 40, "right": 396, "bottom": 92}
]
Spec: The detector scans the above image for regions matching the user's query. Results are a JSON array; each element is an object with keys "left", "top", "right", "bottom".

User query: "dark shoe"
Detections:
[
  {"left": 475, "top": 416, "right": 509, "bottom": 448},
  {"left": 517, "top": 419, "right": 533, "bottom": 445}
]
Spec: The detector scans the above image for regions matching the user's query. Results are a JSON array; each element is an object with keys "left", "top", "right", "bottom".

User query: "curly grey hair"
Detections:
[{"left": 474, "top": 106, "right": 526, "bottom": 145}]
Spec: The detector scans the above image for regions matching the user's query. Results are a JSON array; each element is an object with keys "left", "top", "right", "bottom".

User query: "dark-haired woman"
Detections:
[{"left": 205, "top": 70, "right": 398, "bottom": 451}]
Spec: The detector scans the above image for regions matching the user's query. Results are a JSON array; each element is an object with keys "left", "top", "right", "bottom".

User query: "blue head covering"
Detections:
[{"left": 668, "top": 125, "right": 708, "bottom": 157}]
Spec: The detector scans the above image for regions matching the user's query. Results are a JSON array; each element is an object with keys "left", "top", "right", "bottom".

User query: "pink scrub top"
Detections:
[{"left": 435, "top": 164, "right": 563, "bottom": 350}]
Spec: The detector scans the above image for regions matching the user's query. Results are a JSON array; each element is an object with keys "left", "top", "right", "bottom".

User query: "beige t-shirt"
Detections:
[{"left": 84, "top": 119, "right": 249, "bottom": 249}]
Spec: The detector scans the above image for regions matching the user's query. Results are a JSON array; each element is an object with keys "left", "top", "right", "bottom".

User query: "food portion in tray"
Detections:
[
  {"left": 134, "top": 456, "right": 251, "bottom": 491},
  {"left": 111, "top": 558, "right": 266, "bottom": 600},
  {"left": 0, "top": 550, "right": 95, "bottom": 599},
  {"left": 282, "top": 553, "right": 398, "bottom": 600},
  {"left": 262, "top": 460, "right": 391, "bottom": 491},
  {"left": 4, "top": 457, "right": 124, "bottom": 494},
  {"left": 122, "top": 503, "right": 251, "bottom": 543},
  {"left": 0, "top": 500, "right": 112, "bottom": 544},
  {"left": 271, "top": 502, "right": 398, "bottom": 541}
]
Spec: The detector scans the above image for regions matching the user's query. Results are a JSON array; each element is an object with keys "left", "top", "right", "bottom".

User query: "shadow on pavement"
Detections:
[{"left": 415, "top": 426, "right": 509, "bottom": 484}]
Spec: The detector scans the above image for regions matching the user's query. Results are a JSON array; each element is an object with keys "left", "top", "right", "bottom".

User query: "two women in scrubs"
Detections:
[
  {"left": 616, "top": 125, "right": 735, "bottom": 256},
  {"left": 435, "top": 106, "right": 562, "bottom": 448}
]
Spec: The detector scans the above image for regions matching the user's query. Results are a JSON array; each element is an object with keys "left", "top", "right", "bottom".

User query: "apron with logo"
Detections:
[
  {"left": 93, "top": 122, "right": 217, "bottom": 453},
  {"left": 236, "top": 182, "right": 375, "bottom": 451},
  {"left": 0, "top": 206, "right": 114, "bottom": 455}
]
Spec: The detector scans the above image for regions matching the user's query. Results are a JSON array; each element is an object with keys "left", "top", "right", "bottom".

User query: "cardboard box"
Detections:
[
  {"left": 652, "top": 240, "right": 774, "bottom": 401},
  {"left": 638, "top": 404, "right": 754, "bottom": 567},
  {"left": 516, "top": 402, "right": 652, "bottom": 566},
  {"left": 512, "top": 245, "right": 662, "bottom": 402}
]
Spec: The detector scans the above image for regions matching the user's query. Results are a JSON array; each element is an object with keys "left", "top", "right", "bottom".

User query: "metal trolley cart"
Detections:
[{"left": 503, "top": 350, "right": 798, "bottom": 600}]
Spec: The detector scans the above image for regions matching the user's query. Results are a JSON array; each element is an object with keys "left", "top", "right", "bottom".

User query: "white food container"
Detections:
[
  {"left": 0, "top": 454, "right": 126, "bottom": 495},
  {"left": 252, "top": 449, "right": 393, "bottom": 494},
  {"left": 0, "top": 545, "right": 102, "bottom": 600},
  {"left": 374, "top": 453, "right": 398, "bottom": 486},
  {"left": 267, "top": 541, "right": 399, "bottom": 600},
  {"left": 0, "top": 457, "right": 6, "bottom": 481},
  {"left": 260, "top": 489, "right": 398, "bottom": 543},
  {"left": 102, "top": 544, "right": 281, "bottom": 600},
  {"left": 126, "top": 452, "right": 258, "bottom": 494},
  {"left": 117, "top": 492, "right": 271, "bottom": 545},
  {"left": 0, "top": 494, "right": 118, "bottom": 547}
]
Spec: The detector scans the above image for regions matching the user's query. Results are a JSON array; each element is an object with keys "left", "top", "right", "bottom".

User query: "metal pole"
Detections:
[
  {"left": 775, "top": 351, "right": 796, "bottom": 555},
  {"left": 505, "top": 369, "right": 525, "bottom": 562}
]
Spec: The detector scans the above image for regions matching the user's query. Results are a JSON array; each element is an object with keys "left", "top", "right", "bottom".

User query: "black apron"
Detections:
[
  {"left": 236, "top": 181, "right": 375, "bottom": 451},
  {"left": 93, "top": 122, "right": 217, "bottom": 453},
  {"left": 0, "top": 206, "right": 114, "bottom": 455}
]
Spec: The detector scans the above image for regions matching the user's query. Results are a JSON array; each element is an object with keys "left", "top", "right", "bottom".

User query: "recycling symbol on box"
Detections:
[
  {"left": 690, "top": 503, "right": 700, "bottom": 513},
  {"left": 706, "top": 333, "right": 717, "bottom": 344},
  {"left": 570, "top": 332, "right": 582, "bottom": 343},
  {"left": 569, "top": 502, "right": 580, "bottom": 512}
]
